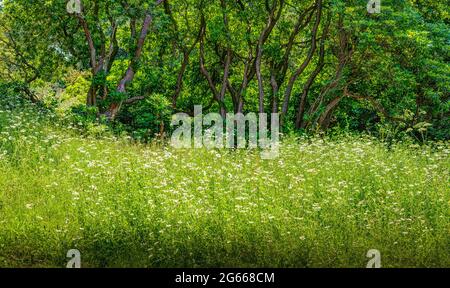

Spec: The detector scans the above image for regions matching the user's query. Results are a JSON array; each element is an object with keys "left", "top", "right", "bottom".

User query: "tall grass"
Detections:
[{"left": 0, "top": 98, "right": 448, "bottom": 267}]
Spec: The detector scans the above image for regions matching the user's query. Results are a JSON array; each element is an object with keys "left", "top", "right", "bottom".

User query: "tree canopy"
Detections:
[{"left": 0, "top": 0, "right": 448, "bottom": 140}]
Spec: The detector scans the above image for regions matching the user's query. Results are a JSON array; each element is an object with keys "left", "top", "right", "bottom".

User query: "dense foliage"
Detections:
[{"left": 0, "top": 0, "right": 448, "bottom": 140}]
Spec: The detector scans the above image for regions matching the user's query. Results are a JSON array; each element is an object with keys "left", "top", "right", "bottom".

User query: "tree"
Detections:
[{"left": 0, "top": 0, "right": 448, "bottom": 139}]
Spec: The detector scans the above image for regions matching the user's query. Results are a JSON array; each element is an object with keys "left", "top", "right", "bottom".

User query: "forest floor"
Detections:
[{"left": 0, "top": 103, "right": 449, "bottom": 268}]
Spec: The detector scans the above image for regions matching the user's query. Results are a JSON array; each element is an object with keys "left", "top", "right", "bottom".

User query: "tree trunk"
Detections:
[
  {"left": 317, "top": 96, "right": 342, "bottom": 129},
  {"left": 255, "top": 0, "right": 285, "bottom": 113},
  {"left": 295, "top": 12, "right": 331, "bottom": 129},
  {"left": 106, "top": 12, "right": 154, "bottom": 120},
  {"left": 281, "top": 0, "right": 322, "bottom": 120}
]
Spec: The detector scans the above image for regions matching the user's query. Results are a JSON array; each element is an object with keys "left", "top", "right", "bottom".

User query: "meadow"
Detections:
[{"left": 0, "top": 100, "right": 448, "bottom": 268}]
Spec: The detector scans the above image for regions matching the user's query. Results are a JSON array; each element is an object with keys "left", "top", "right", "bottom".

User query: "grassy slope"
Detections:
[{"left": 0, "top": 103, "right": 449, "bottom": 268}]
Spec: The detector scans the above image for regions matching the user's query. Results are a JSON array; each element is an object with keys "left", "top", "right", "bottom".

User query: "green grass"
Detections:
[{"left": 0, "top": 102, "right": 449, "bottom": 268}]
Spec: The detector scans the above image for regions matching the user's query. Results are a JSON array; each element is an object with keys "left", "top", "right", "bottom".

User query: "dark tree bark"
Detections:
[
  {"left": 307, "top": 13, "right": 354, "bottom": 130},
  {"left": 269, "top": 4, "right": 315, "bottom": 114},
  {"left": 199, "top": 15, "right": 225, "bottom": 117},
  {"left": 281, "top": 0, "right": 323, "bottom": 122},
  {"left": 106, "top": 12, "right": 154, "bottom": 120},
  {"left": 255, "top": 0, "right": 285, "bottom": 113},
  {"left": 164, "top": 0, "right": 202, "bottom": 108},
  {"left": 198, "top": 7, "right": 230, "bottom": 118},
  {"left": 0, "top": 23, "right": 41, "bottom": 103},
  {"left": 295, "top": 12, "right": 331, "bottom": 129},
  {"left": 69, "top": 0, "right": 165, "bottom": 120}
]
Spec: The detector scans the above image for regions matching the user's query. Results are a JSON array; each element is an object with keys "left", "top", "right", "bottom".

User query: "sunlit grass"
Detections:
[{"left": 0, "top": 101, "right": 448, "bottom": 268}]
